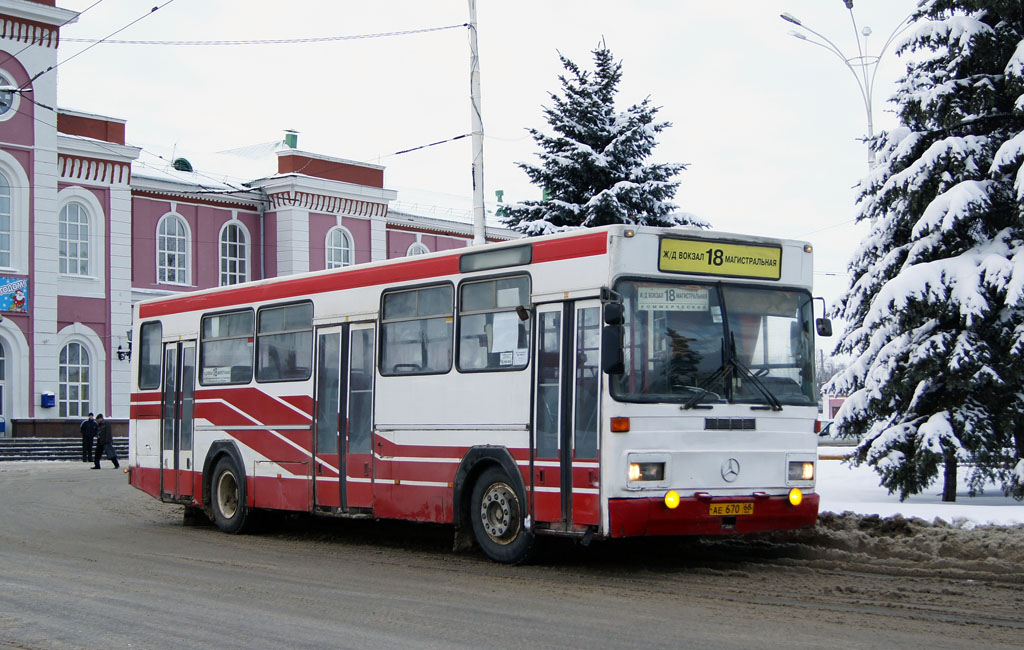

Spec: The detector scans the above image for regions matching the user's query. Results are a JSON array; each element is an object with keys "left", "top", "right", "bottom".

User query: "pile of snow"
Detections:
[{"left": 817, "top": 457, "right": 1023, "bottom": 526}]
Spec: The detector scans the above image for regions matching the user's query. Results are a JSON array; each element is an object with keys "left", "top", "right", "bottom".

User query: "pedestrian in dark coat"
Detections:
[
  {"left": 91, "top": 414, "right": 119, "bottom": 469},
  {"left": 80, "top": 412, "right": 98, "bottom": 462}
]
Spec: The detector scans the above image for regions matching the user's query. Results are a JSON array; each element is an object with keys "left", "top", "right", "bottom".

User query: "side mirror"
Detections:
[
  {"left": 815, "top": 318, "right": 833, "bottom": 337},
  {"left": 601, "top": 325, "right": 624, "bottom": 374},
  {"left": 604, "top": 302, "right": 624, "bottom": 325}
]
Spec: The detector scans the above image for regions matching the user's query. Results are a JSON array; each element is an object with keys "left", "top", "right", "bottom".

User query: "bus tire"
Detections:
[
  {"left": 210, "top": 456, "right": 250, "bottom": 534},
  {"left": 469, "top": 466, "right": 534, "bottom": 564}
]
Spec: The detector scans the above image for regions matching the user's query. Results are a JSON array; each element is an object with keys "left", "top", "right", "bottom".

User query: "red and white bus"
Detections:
[{"left": 129, "top": 225, "right": 825, "bottom": 563}]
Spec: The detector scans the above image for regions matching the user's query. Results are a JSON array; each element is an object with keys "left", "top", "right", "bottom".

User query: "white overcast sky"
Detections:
[{"left": 53, "top": 0, "right": 921, "bottom": 334}]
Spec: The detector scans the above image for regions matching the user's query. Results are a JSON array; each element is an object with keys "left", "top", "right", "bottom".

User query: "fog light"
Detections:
[
  {"left": 788, "top": 488, "right": 803, "bottom": 506},
  {"left": 664, "top": 490, "right": 680, "bottom": 509},
  {"left": 628, "top": 462, "right": 665, "bottom": 482},
  {"left": 788, "top": 461, "right": 814, "bottom": 481}
]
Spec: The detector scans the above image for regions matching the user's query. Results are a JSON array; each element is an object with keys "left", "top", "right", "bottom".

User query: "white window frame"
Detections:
[
  {"left": 218, "top": 220, "right": 250, "bottom": 286},
  {"left": 325, "top": 226, "right": 354, "bottom": 269},
  {"left": 56, "top": 186, "right": 106, "bottom": 298},
  {"left": 0, "top": 150, "right": 28, "bottom": 274},
  {"left": 156, "top": 213, "right": 192, "bottom": 286},
  {"left": 407, "top": 241, "right": 430, "bottom": 257},
  {"left": 58, "top": 341, "right": 91, "bottom": 419},
  {"left": 56, "top": 324, "right": 105, "bottom": 420},
  {"left": 59, "top": 201, "right": 90, "bottom": 276}
]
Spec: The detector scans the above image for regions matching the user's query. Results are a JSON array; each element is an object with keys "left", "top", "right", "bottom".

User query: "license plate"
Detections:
[{"left": 709, "top": 502, "right": 754, "bottom": 516}]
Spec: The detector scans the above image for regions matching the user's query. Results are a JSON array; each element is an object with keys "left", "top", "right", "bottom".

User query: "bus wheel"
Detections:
[
  {"left": 470, "top": 466, "right": 534, "bottom": 564},
  {"left": 210, "top": 456, "right": 249, "bottom": 534}
]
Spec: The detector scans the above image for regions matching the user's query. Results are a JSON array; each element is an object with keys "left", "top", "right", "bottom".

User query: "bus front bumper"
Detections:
[{"left": 607, "top": 492, "right": 819, "bottom": 538}]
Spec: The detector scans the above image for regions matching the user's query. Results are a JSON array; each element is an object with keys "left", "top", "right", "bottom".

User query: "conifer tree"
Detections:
[
  {"left": 830, "top": 0, "right": 1024, "bottom": 501},
  {"left": 502, "top": 43, "right": 706, "bottom": 235}
]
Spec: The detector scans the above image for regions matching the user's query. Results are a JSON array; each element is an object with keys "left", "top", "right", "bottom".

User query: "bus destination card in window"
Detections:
[{"left": 659, "top": 238, "right": 782, "bottom": 280}]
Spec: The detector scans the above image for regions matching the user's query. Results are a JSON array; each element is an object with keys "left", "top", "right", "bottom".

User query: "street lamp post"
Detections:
[{"left": 781, "top": 1, "right": 917, "bottom": 168}]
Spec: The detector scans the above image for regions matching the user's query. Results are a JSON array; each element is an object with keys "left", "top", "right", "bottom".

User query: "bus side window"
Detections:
[
  {"left": 457, "top": 275, "right": 530, "bottom": 372},
  {"left": 199, "top": 310, "right": 254, "bottom": 385},
  {"left": 380, "top": 285, "right": 454, "bottom": 376},
  {"left": 138, "top": 321, "right": 162, "bottom": 390},
  {"left": 256, "top": 302, "right": 313, "bottom": 382}
]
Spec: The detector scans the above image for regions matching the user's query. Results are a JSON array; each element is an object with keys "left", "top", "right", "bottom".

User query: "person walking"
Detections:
[
  {"left": 91, "top": 414, "right": 119, "bottom": 469},
  {"left": 80, "top": 412, "right": 98, "bottom": 462}
]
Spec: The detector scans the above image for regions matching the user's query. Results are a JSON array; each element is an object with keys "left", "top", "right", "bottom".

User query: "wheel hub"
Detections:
[
  {"left": 479, "top": 482, "right": 518, "bottom": 545},
  {"left": 217, "top": 472, "right": 238, "bottom": 519}
]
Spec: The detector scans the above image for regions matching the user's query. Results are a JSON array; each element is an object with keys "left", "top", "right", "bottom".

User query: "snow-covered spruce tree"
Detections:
[
  {"left": 829, "top": 0, "right": 1024, "bottom": 502},
  {"left": 502, "top": 43, "right": 706, "bottom": 235}
]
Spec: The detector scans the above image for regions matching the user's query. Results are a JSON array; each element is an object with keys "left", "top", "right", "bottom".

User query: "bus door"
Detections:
[
  {"left": 160, "top": 340, "right": 196, "bottom": 501},
  {"left": 532, "top": 300, "right": 602, "bottom": 530},
  {"left": 313, "top": 323, "right": 376, "bottom": 511},
  {"left": 344, "top": 324, "right": 375, "bottom": 509},
  {"left": 313, "top": 326, "right": 343, "bottom": 509}
]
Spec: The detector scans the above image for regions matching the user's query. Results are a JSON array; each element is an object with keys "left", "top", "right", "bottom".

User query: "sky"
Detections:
[{"left": 51, "top": 0, "right": 923, "bottom": 347}]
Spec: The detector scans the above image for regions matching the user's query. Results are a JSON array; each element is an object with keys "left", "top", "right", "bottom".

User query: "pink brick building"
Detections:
[{"left": 0, "top": 0, "right": 514, "bottom": 434}]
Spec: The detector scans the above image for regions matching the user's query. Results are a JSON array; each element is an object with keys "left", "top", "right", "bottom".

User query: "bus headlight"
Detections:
[
  {"left": 788, "top": 461, "right": 814, "bottom": 481},
  {"left": 628, "top": 462, "right": 665, "bottom": 482}
]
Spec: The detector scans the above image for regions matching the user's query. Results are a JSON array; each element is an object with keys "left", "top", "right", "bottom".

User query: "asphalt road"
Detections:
[{"left": 0, "top": 463, "right": 1021, "bottom": 649}]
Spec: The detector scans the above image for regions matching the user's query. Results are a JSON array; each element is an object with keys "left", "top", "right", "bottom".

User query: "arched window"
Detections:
[
  {"left": 157, "top": 214, "right": 190, "bottom": 284},
  {"left": 326, "top": 227, "right": 353, "bottom": 269},
  {"left": 0, "top": 171, "right": 10, "bottom": 268},
  {"left": 59, "top": 202, "right": 90, "bottom": 276},
  {"left": 407, "top": 242, "right": 429, "bottom": 257},
  {"left": 219, "top": 222, "right": 248, "bottom": 286},
  {"left": 59, "top": 341, "right": 90, "bottom": 418}
]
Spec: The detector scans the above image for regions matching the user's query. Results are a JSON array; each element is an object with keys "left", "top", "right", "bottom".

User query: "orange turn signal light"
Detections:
[{"left": 610, "top": 417, "right": 630, "bottom": 433}]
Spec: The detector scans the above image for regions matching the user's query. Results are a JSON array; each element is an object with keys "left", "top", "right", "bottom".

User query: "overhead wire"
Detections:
[
  {"left": 18, "top": 0, "right": 178, "bottom": 93},
  {"left": 0, "top": 0, "right": 105, "bottom": 71},
  {"left": 60, "top": 23, "right": 468, "bottom": 46},
  {"left": 5, "top": 11, "right": 476, "bottom": 199}
]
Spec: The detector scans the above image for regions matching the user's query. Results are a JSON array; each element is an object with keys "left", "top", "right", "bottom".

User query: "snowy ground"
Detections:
[{"left": 817, "top": 454, "right": 1024, "bottom": 526}]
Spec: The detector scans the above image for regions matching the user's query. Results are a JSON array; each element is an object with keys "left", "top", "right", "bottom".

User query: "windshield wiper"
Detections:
[
  {"left": 681, "top": 338, "right": 730, "bottom": 410},
  {"left": 730, "top": 355, "right": 783, "bottom": 411},
  {"left": 682, "top": 334, "right": 784, "bottom": 411}
]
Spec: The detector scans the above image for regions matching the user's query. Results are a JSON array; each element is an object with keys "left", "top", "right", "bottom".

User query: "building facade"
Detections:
[{"left": 0, "top": 0, "right": 513, "bottom": 435}]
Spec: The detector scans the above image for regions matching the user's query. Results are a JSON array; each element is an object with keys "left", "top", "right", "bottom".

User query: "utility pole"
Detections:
[{"left": 468, "top": 0, "right": 486, "bottom": 245}]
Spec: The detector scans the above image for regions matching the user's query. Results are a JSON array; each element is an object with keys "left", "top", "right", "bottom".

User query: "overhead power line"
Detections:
[
  {"left": 0, "top": 0, "right": 105, "bottom": 71},
  {"left": 20, "top": 0, "right": 177, "bottom": 92},
  {"left": 61, "top": 23, "right": 468, "bottom": 46}
]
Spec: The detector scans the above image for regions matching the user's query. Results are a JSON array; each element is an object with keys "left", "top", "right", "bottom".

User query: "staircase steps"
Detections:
[{"left": 0, "top": 437, "right": 129, "bottom": 462}]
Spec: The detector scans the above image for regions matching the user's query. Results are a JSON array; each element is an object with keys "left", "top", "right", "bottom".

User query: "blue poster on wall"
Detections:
[{"left": 0, "top": 277, "right": 28, "bottom": 313}]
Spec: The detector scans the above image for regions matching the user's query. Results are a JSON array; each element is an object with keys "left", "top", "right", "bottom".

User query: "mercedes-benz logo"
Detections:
[{"left": 721, "top": 458, "right": 741, "bottom": 482}]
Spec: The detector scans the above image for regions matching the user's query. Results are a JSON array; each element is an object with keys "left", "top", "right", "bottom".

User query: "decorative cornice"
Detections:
[
  {"left": 58, "top": 153, "right": 130, "bottom": 185},
  {"left": 0, "top": 15, "right": 59, "bottom": 48},
  {"left": 132, "top": 189, "right": 262, "bottom": 211},
  {"left": 267, "top": 190, "right": 388, "bottom": 217}
]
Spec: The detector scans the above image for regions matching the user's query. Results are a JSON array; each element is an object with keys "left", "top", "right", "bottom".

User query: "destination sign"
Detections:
[{"left": 659, "top": 238, "right": 782, "bottom": 280}]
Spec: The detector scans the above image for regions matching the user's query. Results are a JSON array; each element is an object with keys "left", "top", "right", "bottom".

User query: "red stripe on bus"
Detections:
[
  {"left": 138, "top": 230, "right": 609, "bottom": 319},
  {"left": 196, "top": 387, "right": 312, "bottom": 423},
  {"left": 532, "top": 230, "right": 608, "bottom": 263},
  {"left": 130, "top": 403, "right": 161, "bottom": 419},
  {"left": 280, "top": 395, "right": 314, "bottom": 415},
  {"left": 139, "top": 255, "right": 462, "bottom": 318}
]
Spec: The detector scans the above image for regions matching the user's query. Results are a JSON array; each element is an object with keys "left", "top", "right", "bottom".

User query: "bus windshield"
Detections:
[{"left": 609, "top": 280, "right": 816, "bottom": 407}]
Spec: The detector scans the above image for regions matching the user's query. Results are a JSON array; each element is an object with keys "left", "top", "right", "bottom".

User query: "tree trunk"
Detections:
[{"left": 942, "top": 450, "right": 958, "bottom": 502}]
